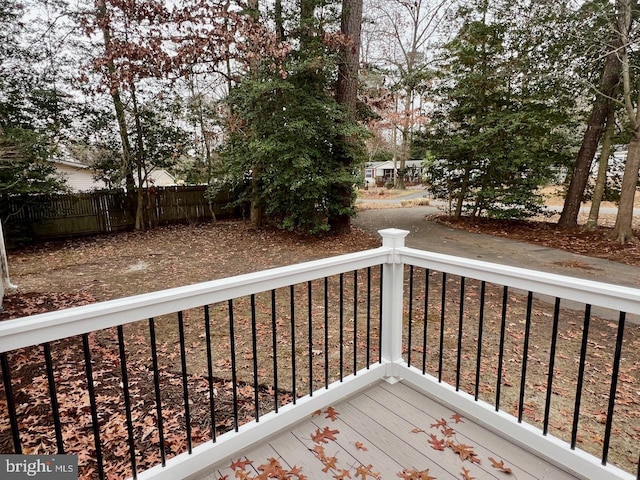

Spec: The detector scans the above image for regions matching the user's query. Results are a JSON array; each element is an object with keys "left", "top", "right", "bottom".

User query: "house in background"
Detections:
[
  {"left": 364, "top": 159, "right": 425, "bottom": 186},
  {"left": 51, "top": 159, "right": 108, "bottom": 192},
  {"left": 51, "top": 158, "right": 176, "bottom": 192}
]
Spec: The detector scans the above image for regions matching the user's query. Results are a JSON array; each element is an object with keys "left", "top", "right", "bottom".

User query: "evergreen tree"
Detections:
[
  {"left": 0, "top": 0, "right": 67, "bottom": 195},
  {"left": 220, "top": 1, "right": 364, "bottom": 234},
  {"left": 422, "top": 0, "right": 577, "bottom": 220}
]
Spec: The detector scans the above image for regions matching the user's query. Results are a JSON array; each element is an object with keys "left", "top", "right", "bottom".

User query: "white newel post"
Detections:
[{"left": 378, "top": 228, "right": 409, "bottom": 383}]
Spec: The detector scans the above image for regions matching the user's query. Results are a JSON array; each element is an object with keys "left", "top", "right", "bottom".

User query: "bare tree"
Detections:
[
  {"left": 558, "top": 1, "right": 631, "bottom": 229},
  {"left": 586, "top": 105, "right": 616, "bottom": 230},
  {"left": 365, "top": 0, "right": 452, "bottom": 189},
  {"left": 612, "top": 0, "right": 640, "bottom": 243}
]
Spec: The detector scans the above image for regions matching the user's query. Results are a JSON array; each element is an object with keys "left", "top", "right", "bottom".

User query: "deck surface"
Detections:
[{"left": 196, "top": 381, "right": 579, "bottom": 480}]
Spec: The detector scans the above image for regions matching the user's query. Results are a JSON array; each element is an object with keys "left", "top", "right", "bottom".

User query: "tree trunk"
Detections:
[
  {"left": 586, "top": 106, "right": 615, "bottom": 230},
  {"left": 274, "top": 0, "right": 285, "bottom": 42},
  {"left": 250, "top": 169, "right": 263, "bottom": 228},
  {"left": 330, "top": 0, "right": 363, "bottom": 234},
  {"left": 300, "top": 0, "right": 316, "bottom": 50},
  {"left": 96, "top": 0, "right": 136, "bottom": 225},
  {"left": 612, "top": 129, "right": 640, "bottom": 243},
  {"left": 558, "top": 16, "right": 627, "bottom": 228},
  {"left": 395, "top": 123, "right": 409, "bottom": 190},
  {"left": 130, "top": 84, "right": 147, "bottom": 230},
  {"left": 454, "top": 165, "right": 471, "bottom": 220}
]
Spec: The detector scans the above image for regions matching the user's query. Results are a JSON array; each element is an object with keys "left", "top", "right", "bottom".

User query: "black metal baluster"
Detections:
[
  {"left": 324, "top": 277, "right": 329, "bottom": 388},
  {"left": 339, "top": 273, "right": 344, "bottom": 381},
  {"left": 602, "top": 312, "right": 626, "bottom": 465},
  {"left": 353, "top": 270, "right": 358, "bottom": 375},
  {"left": 117, "top": 326, "right": 138, "bottom": 478},
  {"left": 204, "top": 305, "right": 217, "bottom": 442},
  {"left": 177, "top": 311, "right": 192, "bottom": 452},
  {"left": 495, "top": 286, "right": 508, "bottom": 411},
  {"left": 378, "top": 265, "right": 383, "bottom": 364},
  {"left": 455, "top": 277, "right": 466, "bottom": 391},
  {"left": 1, "top": 353, "right": 21, "bottom": 453},
  {"left": 474, "top": 281, "right": 486, "bottom": 401},
  {"left": 228, "top": 300, "right": 239, "bottom": 431},
  {"left": 422, "top": 269, "right": 430, "bottom": 375},
  {"left": 82, "top": 334, "right": 105, "bottom": 480},
  {"left": 148, "top": 318, "right": 166, "bottom": 465},
  {"left": 518, "top": 292, "right": 534, "bottom": 423},
  {"left": 438, "top": 272, "right": 447, "bottom": 382},
  {"left": 43, "top": 343, "right": 64, "bottom": 453},
  {"left": 250, "top": 294, "right": 260, "bottom": 421},
  {"left": 543, "top": 297, "right": 561, "bottom": 435},
  {"left": 271, "top": 290, "right": 279, "bottom": 412},
  {"left": 407, "top": 265, "right": 414, "bottom": 367},
  {"left": 366, "top": 267, "right": 372, "bottom": 369},
  {"left": 571, "top": 304, "right": 591, "bottom": 448},
  {"left": 290, "top": 285, "right": 297, "bottom": 403},
  {"left": 308, "top": 281, "right": 313, "bottom": 395}
]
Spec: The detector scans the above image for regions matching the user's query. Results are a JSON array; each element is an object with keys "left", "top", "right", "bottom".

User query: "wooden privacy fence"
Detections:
[{"left": 1, "top": 186, "right": 238, "bottom": 246}]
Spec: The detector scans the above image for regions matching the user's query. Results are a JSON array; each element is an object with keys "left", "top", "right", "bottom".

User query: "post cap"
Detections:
[{"left": 378, "top": 228, "right": 410, "bottom": 248}]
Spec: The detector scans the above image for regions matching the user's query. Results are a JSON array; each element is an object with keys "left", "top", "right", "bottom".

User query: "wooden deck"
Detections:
[{"left": 194, "top": 381, "right": 579, "bottom": 480}]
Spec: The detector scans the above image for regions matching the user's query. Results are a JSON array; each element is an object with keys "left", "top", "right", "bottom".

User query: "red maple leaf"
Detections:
[
  {"left": 322, "top": 456, "right": 338, "bottom": 472},
  {"left": 289, "top": 465, "right": 304, "bottom": 477},
  {"left": 311, "top": 426, "right": 339, "bottom": 444},
  {"left": 325, "top": 406, "right": 340, "bottom": 421},
  {"left": 397, "top": 468, "right": 436, "bottom": 479},
  {"left": 333, "top": 469, "right": 352, "bottom": 479},
  {"left": 451, "top": 413, "right": 464, "bottom": 423},
  {"left": 257, "top": 457, "right": 284, "bottom": 477},
  {"left": 312, "top": 444, "right": 326, "bottom": 460},
  {"left": 450, "top": 442, "right": 481, "bottom": 464},
  {"left": 355, "top": 441, "right": 368, "bottom": 451},
  {"left": 441, "top": 426, "right": 455, "bottom": 437},
  {"left": 430, "top": 418, "right": 447, "bottom": 429},
  {"left": 488, "top": 457, "right": 512, "bottom": 473},
  {"left": 229, "top": 458, "right": 252, "bottom": 470},
  {"left": 428, "top": 434, "right": 446, "bottom": 451},
  {"left": 355, "top": 463, "right": 380, "bottom": 479},
  {"left": 461, "top": 467, "right": 475, "bottom": 480}
]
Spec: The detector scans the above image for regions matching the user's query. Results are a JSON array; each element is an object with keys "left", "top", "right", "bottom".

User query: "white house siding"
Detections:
[
  {"left": 145, "top": 170, "right": 175, "bottom": 187},
  {"left": 55, "top": 164, "right": 108, "bottom": 192},
  {"left": 54, "top": 162, "right": 176, "bottom": 192}
]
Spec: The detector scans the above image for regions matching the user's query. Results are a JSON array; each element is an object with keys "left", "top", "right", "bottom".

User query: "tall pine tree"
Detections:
[{"left": 423, "top": 0, "right": 577, "bottom": 219}]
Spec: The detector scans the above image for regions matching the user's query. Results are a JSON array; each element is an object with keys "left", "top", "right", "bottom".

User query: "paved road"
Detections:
[
  {"left": 354, "top": 192, "right": 640, "bottom": 289},
  {"left": 353, "top": 201, "right": 640, "bottom": 323}
]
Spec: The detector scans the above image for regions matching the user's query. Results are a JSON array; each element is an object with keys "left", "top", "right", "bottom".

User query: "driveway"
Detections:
[
  {"left": 353, "top": 204, "right": 640, "bottom": 323},
  {"left": 354, "top": 192, "right": 640, "bottom": 286}
]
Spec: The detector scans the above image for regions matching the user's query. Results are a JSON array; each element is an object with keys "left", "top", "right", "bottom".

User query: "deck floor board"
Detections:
[{"left": 195, "top": 381, "right": 580, "bottom": 479}]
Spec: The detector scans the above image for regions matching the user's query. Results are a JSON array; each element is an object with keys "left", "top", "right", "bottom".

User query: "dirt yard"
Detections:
[{"left": 1, "top": 221, "right": 380, "bottom": 317}]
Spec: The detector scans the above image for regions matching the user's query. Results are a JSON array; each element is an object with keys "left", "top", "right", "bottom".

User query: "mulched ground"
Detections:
[{"left": 435, "top": 216, "right": 640, "bottom": 267}]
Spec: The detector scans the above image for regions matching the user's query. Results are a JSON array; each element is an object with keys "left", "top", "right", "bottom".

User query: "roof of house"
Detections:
[{"left": 365, "top": 160, "right": 425, "bottom": 169}]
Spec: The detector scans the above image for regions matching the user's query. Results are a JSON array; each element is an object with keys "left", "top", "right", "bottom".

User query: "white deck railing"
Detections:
[{"left": 0, "top": 229, "right": 637, "bottom": 480}]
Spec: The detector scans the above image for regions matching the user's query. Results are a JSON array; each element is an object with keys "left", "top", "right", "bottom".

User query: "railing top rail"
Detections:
[
  {"left": 399, "top": 246, "right": 640, "bottom": 315},
  {"left": 0, "top": 246, "right": 391, "bottom": 353}
]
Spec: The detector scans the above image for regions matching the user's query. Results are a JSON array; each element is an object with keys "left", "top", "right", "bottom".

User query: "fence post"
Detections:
[{"left": 378, "top": 228, "right": 409, "bottom": 383}]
